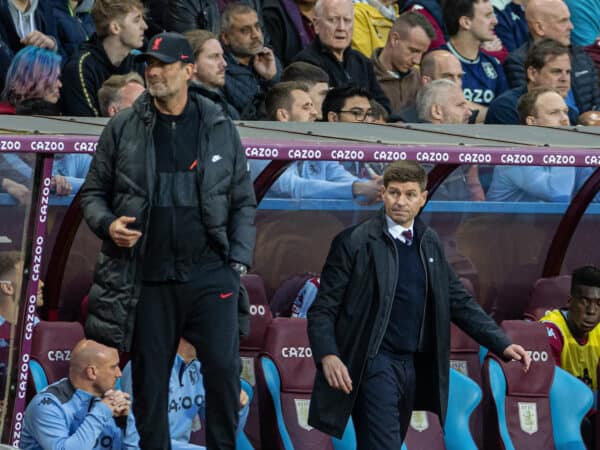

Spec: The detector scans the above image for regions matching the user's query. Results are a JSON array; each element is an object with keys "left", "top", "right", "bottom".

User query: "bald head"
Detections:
[
  {"left": 420, "top": 50, "right": 464, "bottom": 86},
  {"left": 578, "top": 111, "right": 600, "bottom": 126},
  {"left": 70, "top": 339, "right": 121, "bottom": 395},
  {"left": 525, "top": 0, "right": 572, "bottom": 45}
]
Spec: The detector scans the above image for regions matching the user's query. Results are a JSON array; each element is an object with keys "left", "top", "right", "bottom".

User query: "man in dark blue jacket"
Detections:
[
  {"left": 503, "top": 0, "right": 600, "bottom": 114},
  {"left": 293, "top": 0, "right": 391, "bottom": 113},
  {"left": 307, "top": 160, "right": 531, "bottom": 449}
]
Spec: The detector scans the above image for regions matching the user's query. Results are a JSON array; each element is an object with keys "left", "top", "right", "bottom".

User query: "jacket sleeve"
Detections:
[
  {"left": 226, "top": 121, "right": 257, "bottom": 268},
  {"left": 263, "top": 6, "right": 286, "bottom": 64},
  {"left": 447, "top": 265, "right": 512, "bottom": 358},
  {"left": 500, "top": 166, "right": 576, "bottom": 201},
  {"left": 503, "top": 50, "right": 527, "bottom": 90},
  {"left": 80, "top": 119, "right": 120, "bottom": 241},
  {"left": 272, "top": 164, "right": 355, "bottom": 199},
  {"left": 61, "top": 54, "right": 101, "bottom": 116},
  {"left": 24, "top": 394, "right": 114, "bottom": 450},
  {"left": 307, "top": 232, "right": 353, "bottom": 364},
  {"left": 494, "top": 8, "right": 518, "bottom": 52}
]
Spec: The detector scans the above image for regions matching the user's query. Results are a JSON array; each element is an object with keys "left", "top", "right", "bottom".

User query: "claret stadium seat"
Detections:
[
  {"left": 240, "top": 274, "right": 273, "bottom": 449},
  {"left": 523, "top": 275, "right": 571, "bottom": 321},
  {"left": 256, "top": 317, "right": 355, "bottom": 450},
  {"left": 483, "top": 320, "right": 592, "bottom": 450},
  {"left": 29, "top": 320, "right": 85, "bottom": 393}
]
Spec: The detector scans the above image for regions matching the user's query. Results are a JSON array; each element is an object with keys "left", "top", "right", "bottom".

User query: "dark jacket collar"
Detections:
[{"left": 312, "top": 36, "right": 352, "bottom": 62}]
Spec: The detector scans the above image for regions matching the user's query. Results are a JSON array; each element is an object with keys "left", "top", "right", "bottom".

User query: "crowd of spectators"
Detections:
[{"left": 2, "top": 0, "right": 600, "bottom": 206}]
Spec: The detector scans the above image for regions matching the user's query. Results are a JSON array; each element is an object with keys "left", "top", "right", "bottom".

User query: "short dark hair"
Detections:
[
  {"left": 572, "top": 266, "right": 600, "bottom": 295},
  {"left": 524, "top": 38, "right": 570, "bottom": 79},
  {"left": 0, "top": 251, "right": 20, "bottom": 279},
  {"left": 392, "top": 11, "right": 436, "bottom": 41},
  {"left": 265, "top": 81, "right": 310, "bottom": 120},
  {"left": 221, "top": 2, "right": 257, "bottom": 32},
  {"left": 443, "top": 0, "right": 483, "bottom": 37},
  {"left": 321, "top": 85, "right": 373, "bottom": 119},
  {"left": 383, "top": 161, "right": 427, "bottom": 190},
  {"left": 517, "top": 86, "right": 558, "bottom": 124},
  {"left": 92, "top": 0, "right": 144, "bottom": 38},
  {"left": 281, "top": 62, "right": 330, "bottom": 86}
]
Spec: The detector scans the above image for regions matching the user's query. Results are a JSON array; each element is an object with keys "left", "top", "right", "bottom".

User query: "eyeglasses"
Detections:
[{"left": 337, "top": 108, "right": 375, "bottom": 122}]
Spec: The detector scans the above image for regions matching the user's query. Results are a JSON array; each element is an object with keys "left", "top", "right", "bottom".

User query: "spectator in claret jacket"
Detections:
[
  {"left": 220, "top": 2, "right": 282, "bottom": 119},
  {"left": 60, "top": 0, "right": 147, "bottom": 116},
  {"left": 263, "top": 0, "right": 316, "bottom": 66},
  {"left": 504, "top": 0, "right": 600, "bottom": 114},
  {"left": 49, "top": 0, "right": 95, "bottom": 58},
  {"left": 293, "top": 0, "right": 391, "bottom": 112}
]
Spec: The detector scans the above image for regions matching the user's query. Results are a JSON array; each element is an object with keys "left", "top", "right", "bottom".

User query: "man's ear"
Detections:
[
  {"left": 458, "top": 15, "right": 471, "bottom": 32},
  {"left": 0, "top": 281, "right": 13, "bottom": 297},
  {"left": 85, "top": 365, "right": 96, "bottom": 381},
  {"left": 526, "top": 115, "right": 536, "bottom": 126},
  {"left": 276, "top": 108, "right": 290, "bottom": 122},
  {"left": 526, "top": 66, "right": 538, "bottom": 85},
  {"left": 220, "top": 33, "right": 230, "bottom": 47},
  {"left": 108, "top": 19, "right": 120, "bottom": 36},
  {"left": 421, "top": 75, "right": 432, "bottom": 85},
  {"left": 327, "top": 111, "right": 339, "bottom": 122},
  {"left": 431, "top": 103, "right": 443, "bottom": 121}
]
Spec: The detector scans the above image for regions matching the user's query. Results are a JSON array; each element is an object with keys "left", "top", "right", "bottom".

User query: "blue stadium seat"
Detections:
[
  {"left": 237, "top": 378, "right": 255, "bottom": 450},
  {"left": 445, "top": 368, "right": 481, "bottom": 450}
]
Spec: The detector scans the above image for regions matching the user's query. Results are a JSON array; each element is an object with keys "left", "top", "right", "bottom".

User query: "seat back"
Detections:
[
  {"left": 523, "top": 275, "right": 571, "bottom": 321},
  {"left": 257, "top": 317, "right": 334, "bottom": 450},
  {"left": 404, "top": 411, "right": 445, "bottom": 449},
  {"left": 483, "top": 320, "right": 556, "bottom": 450},
  {"left": 444, "top": 368, "right": 481, "bottom": 450},
  {"left": 239, "top": 274, "right": 272, "bottom": 449},
  {"left": 449, "top": 324, "right": 483, "bottom": 447},
  {"left": 30, "top": 320, "right": 85, "bottom": 392}
]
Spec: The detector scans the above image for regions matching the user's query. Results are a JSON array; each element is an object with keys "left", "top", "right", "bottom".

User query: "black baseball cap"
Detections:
[{"left": 136, "top": 32, "right": 193, "bottom": 64}]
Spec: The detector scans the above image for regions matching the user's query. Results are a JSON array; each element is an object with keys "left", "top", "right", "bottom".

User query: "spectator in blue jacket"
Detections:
[
  {"left": 494, "top": 0, "right": 528, "bottom": 52},
  {"left": 220, "top": 2, "right": 282, "bottom": 119},
  {"left": 21, "top": 339, "right": 138, "bottom": 450},
  {"left": 49, "top": 0, "right": 95, "bottom": 58},
  {"left": 487, "top": 87, "right": 575, "bottom": 202},
  {"left": 486, "top": 38, "right": 579, "bottom": 125},
  {"left": 503, "top": 0, "right": 600, "bottom": 114},
  {"left": 564, "top": 0, "right": 600, "bottom": 47}
]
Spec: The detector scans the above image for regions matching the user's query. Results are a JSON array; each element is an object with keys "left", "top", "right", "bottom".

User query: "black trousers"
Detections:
[
  {"left": 352, "top": 351, "right": 416, "bottom": 450},
  {"left": 132, "top": 263, "right": 241, "bottom": 450}
]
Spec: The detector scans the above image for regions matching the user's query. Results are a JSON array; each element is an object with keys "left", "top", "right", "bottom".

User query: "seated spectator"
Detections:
[
  {"left": 121, "top": 338, "right": 250, "bottom": 450},
  {"left": 540, "top": 265, "right": 600, "bottom": 448},
  {"left": 98, "top": 72, "right": 145, "bottom": 117},
  {"left": 392, "top": 48, "right": 465, "bottom": 122},
  {"left": 0, "top": 0, "right": 61, "bottom": 57},
  {"left": 267, "top": 83, "right": 381, "bottom": 203},
  {"left": 61, "top": 0, "right": 147, "bottom": 116},
  {"left": 293, "top": 0, "right": 392, "bottom": 112},
  {"left": 220, "top": 2, "right": 282, "bottom": 119},
  {"left": 371, "top": 11, "right": 435, "bottom": 114},
  {"left": 322, "top": 84, "right": 375, "bottom": 123},
  {"left": 416, "top": 78, "right": 472, "bottom": 124},
  {"left": 20, "top": 339, "right": 137, "bottom": 449},
  {"left": 486, "top": 38, "right": 579, "bottom": 125},
  {"left": 369, "top": 98, "right": 388, "bottom": 123},
  {"left": 263, "top": 0, "right": 316, "bottom": 66},
  {"left": 351, "top": 0, "right": 398, "bottom": 58},
  {"left": 564, "top": 0, "right": 600, "bottom": 47},
  {"left": 416, "top": 79, "right": 485, "bottom": 200},
  {"left": 0, "top": 152, "right": 34, "bottom": 205},
  {"left": 487, "top": 87, "right": 575, "bottom": 202},
  {"left": 165, "top": 0, "right": 220, "bottom": 34},
  {"left": 50, "top": 0, "right": 95, "bottom": 58},
  {"left": 280, "top": 61, "right": 329, "bottom": 120},
  {"left": 494, "top": 0, "right": 528, "bottom": 52},
  {"left": 185, "top": 29, "right": 239, "bottom": 119},
  {"left": 504, "top": 0, "right": 600, "bottom": 114},
  {"left": 2, "top": 46, "right": 62, "bottom": 115},
  {"left": 578, "top": 111, "right": 600, "bottom": 126},
  {"left": 401, "top": 0, "right": 446, "bottom": 50},
  {"left": 441, "top": 0, "right": 509, "bottom": 123}
]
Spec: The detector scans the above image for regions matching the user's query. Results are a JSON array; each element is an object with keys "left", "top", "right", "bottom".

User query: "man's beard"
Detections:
[{"left": 228, "top": 40, "right": 263, "bottom": 58}]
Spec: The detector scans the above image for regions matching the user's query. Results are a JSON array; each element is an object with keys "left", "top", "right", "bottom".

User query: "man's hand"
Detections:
[
  {"left": 101, "top": 390, "right": 131, "bottom": 417},
  {"left": 21, "top": 31, "right": 56, "bottom": 50},
  {"left": 321, "top": 354, "right": 352, "bottom": 394},
  {"left": 2, "top": 178, "right": 30, "bottom": 205},
  {"left": 240, "top": 389, "right": 249, "bottom": 408},
  {"left": 481, "top": 35, "right": 503, "bottom": 52},
  {"left": 352, "top": 176, "right": 383, "bottom": 205},
  {"left": 503, "top": 344, "right": 531, "bottom": 372},
  {"left": 253, "top": 47, "right": 277, "bottom": 81},
  {"left": 109, "top": 216, "right": 142, "bottom": 248},
  {"left": 51, "top": 175, "right": 72, "bottom": 196}
]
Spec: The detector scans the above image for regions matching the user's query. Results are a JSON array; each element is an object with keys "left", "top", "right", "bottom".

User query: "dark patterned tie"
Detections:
[{"left": 402, "top": 229, "right": 413, "bottom": 246}]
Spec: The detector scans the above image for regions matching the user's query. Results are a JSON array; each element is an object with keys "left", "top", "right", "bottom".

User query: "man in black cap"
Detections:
[{"left": 80, "top": 31, "right": 256, "bottom": 450}]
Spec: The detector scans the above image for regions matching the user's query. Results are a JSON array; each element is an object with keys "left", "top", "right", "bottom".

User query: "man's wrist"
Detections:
[{"left": 230, "top": 262, "right": 248, "bottom": 276}]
